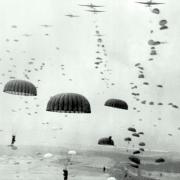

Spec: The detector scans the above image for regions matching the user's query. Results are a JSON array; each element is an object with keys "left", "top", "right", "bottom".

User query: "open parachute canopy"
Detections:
[
  {"left": 104, "top": 99, "right": 128, "bottom": 110},
  {"left": 43, "top": 153, "right": 53, "bottom": 158},
  {"left": 138, "top": 132, "right": 144, "bottom": 135},
  {"left": 68, "top": 150, "right": 77, "bottom": 155},
  {"left": 124, "top": 137, "right": 132, "bottom": 142},
  {"left": 139, "top": 142, "right": 146, "bottom": 146},
  {"left": 152, "top": 8, "right": 160, "bottom": 14},
  {"left": 159, "top": 19, "right": 168, "bottom": 26},
  {"left": 130, "top": 163, "right": 139, "bottom": 169},
  {"left": 3, "top": 80, "right": 37, "bottom": 96},
  {"left": 128, "top": 127, "right": 136, "bottom": 132},
  {"left": 129, "top": 155, "right": 141, "bottom": 165},
  {"left": 155, "top": 158, "right": 165, "bottom": 163},
  {"left": 132, "top": 133, "right": 140, "bottom": 137},
  {"left": 98, "top": 136, "right": 114, "bottom": 146},
  {"left": 139, "top": 148, "right": 145, "bottom": 152},
  {"left": 133, "top": 150, "right": 141, "bottom": 155},
  {"left": 107, "top": 177, "right": 116, "bottom": 180},
  {"left": 46, "top": 93, "right": 91, "bottom": 113},
  {"left": 148, "top": 40, "right": 161, "bottom": 46}
]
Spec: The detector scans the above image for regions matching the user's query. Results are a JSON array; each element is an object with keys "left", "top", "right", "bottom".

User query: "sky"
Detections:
[{"left": 0, "top": 0, "right": 180, "bottom": 152}]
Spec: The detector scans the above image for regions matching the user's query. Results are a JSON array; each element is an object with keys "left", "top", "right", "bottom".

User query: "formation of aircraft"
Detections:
[{"left": 136, "top": 0, "right": 164, "bottom": 7}]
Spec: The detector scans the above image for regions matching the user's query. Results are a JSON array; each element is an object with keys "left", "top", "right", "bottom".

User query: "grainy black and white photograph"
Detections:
[{"left": 0, "top": 0, "right": 180, "bottom": 179}]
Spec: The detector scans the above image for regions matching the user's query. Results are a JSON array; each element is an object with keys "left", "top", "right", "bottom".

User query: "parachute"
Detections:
[
  {"left": 68, "top": 150, "right": 77, "bottom": 156},
  {"left": 104, "top": 99, "right": 128, "bottom": 110},
  {"left": 148, "top": 40, "right": 155, "bottom": 46},
  {"left": 44, "top": 153, "right": 53, "bottom": 158},
  {"left": 46, "top": 93, "right": 91, "bottom": 113},
  {"left": 160, "top": 26, "right": 168, "bottom": 30},
  {"left": 152, "top": 8, "right": 160, "bottom": 14},
  {"left": 98, "top": 136, "right": 114, "bottom": 146},
  {"left": 148, "top": 40, "right": 161, "bottom": 46},
  {"left": 133, "top": 150, "right": 141, "bottom": 155},
  {"left": 155, "top": 158, "right": 165, "bottom": 163},
  {"left": 107, "top": 177, "right": 116, "bottom": 180},
  {"left": 66, "top": 150, "right": 77, "bottom": 166},
  {"left": 130, "top": 163, "right": 139, "bottom": 169},
  {"left": 3, "top": 80, "right": 37, "bottom": 146},
  {"left": 159, "top": 20, "right": 168, "bottom": 26},
  {"left": 139, "top": 142, "right": 146, "bottom": 146},
  {"left": 124, "top": 137, "right": 132, "bottom": 143},
  {"left": 139, "top": 148, "right": 145, "bottom": 152},
  {"left": 138, "top": 74, "right": 144, "bottom": 78},
  {"left": 129, "top": 156, "right": 141, "bottom": 165},
  {"left": 132, "top": 133, "right": 140, "bottom": 137},
  {"left": 150, "top": 50, "right": 157, "bottom": 55},
  {"left": 128, "top": 127, "right": 136, "bottom": 132},
  {"left": 3, "top": 80, "right": 37, "bottom": 96}
]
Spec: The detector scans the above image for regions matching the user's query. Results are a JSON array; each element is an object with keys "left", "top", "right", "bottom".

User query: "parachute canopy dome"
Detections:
[
  {"left": 159, "top": 19, "right": 168, "bottom": 26},
  {"left": 155, "top": 158, "right": 165, "bottom": 163},
  {"left": 152, "top": 8, "right": 160, "bottom": 14},
  {"left": 139, "top": 142, "right": 146, "bottom": 146},
  {"left": 130, "top": 163, "right": 139, "bottom": 169},
  {"left": 46, "top": 93, "right": 91, "bottom": 113},
  {"left": 105, "top": 99, "right": 128, "bottom": 110},
  {"left": 3, "top": 80, "right": 37, "bottom": 96},
  {"left": 139, "top": 148, "right": 145, "bottom": 152},
  {"left": 124, "top": 137, "right": 132, "bottom": 142},
  {"left": 129, "top": 156, "right": 141, "bottom": 165},
  {"left": 128, "top": 127, "right": 136, "bottom": 132},
  {"left": 68, "top": 150, "right": 77, "bottom": 155},
  {"left": 107, "top": 177, "right": 116, "bottom": 180},
  {"left": 43, "top": 153, "right": 53, "bottom": 158},
  {"left": 98, "top": 136, "right": 114, "bottom": 146},
  {"left": 133, "top": 150, "right": 141, "bottom": 155}
]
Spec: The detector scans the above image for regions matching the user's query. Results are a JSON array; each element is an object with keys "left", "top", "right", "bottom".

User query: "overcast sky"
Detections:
[{"left": 0, "top": 0, "right": 179, "bottom": 152}]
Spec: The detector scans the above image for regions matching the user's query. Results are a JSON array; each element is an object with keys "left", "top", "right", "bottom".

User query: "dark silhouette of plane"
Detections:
[
  {"left": 40, "top": 24, "right": 52, "bottom": 27},
  {"left": 86, "top": 9, "right": 105, "bottom": 14},
  {"left": 94, "top": 34, "right": 104, "bottom": 37},
  {"left": 65, "top": 14, "right": 80, "bottom": 18},
  {"left": 136, "top": 0, "right": 164, "bottom": 7},
  {"left": 79, "top": 3, "right": 104, "bottom": 8}
]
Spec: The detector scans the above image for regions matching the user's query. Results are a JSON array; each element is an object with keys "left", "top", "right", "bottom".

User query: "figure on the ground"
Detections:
[
  {"left": 63, "top": 168, "right": 68, "bottom": 180},
  {"left": 11, "top": 135, "right": 16, "bottom": 146},
  {"left": 124, "top": 167, "right": 129, "bottom": 179},
  {"left": 103, "top": 166, "right": 106, "bottom": 172}
]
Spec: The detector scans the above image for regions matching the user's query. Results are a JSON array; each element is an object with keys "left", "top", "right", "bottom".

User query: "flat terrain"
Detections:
[{"left": 0, "top": 145, "right": 180, "bottom": 180}]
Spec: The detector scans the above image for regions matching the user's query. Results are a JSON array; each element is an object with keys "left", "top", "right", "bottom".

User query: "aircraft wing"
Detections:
[
  {"left": 79, "top": 4, "right": 90, "bottom": 6},
  {"left": 136, "top": 2, "right": 164, "bottom": 5},
  {"left": 94, "top": 34, "right": 104, "bottom": 37},
  {"left": 151, "top": 2, "right": 164, "bottom": 4},
  {"left": 136, "top": 2, "right": 148, "bottom": 4},
  {"left": 92, "top": 5, "right": 104, "bottom": 7},
  {"left": 79, "top": 4, "right": 104, "bottom": 7}
]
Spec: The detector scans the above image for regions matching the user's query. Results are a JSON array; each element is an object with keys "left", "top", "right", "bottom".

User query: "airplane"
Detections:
[
  {"left": 136, "top": 0, "right": 164, "bottom": 7},
  {"left": 86, "top": 9, "right": 105, "bottom": 14},
  {"left": 23, "top": 34, "right": 32, "bottom": 37},
  {"left": 79, "top": 3, "right": 104, "bottom": 8},
  {"left": 65, "top": 14, "right": 80, "bottom": 18},
  {"left": 40, "top": 24, "right": 53, "bottom": 27},
  {"left": 94, "top": 34, "right": 104, "bottom": 37}
]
